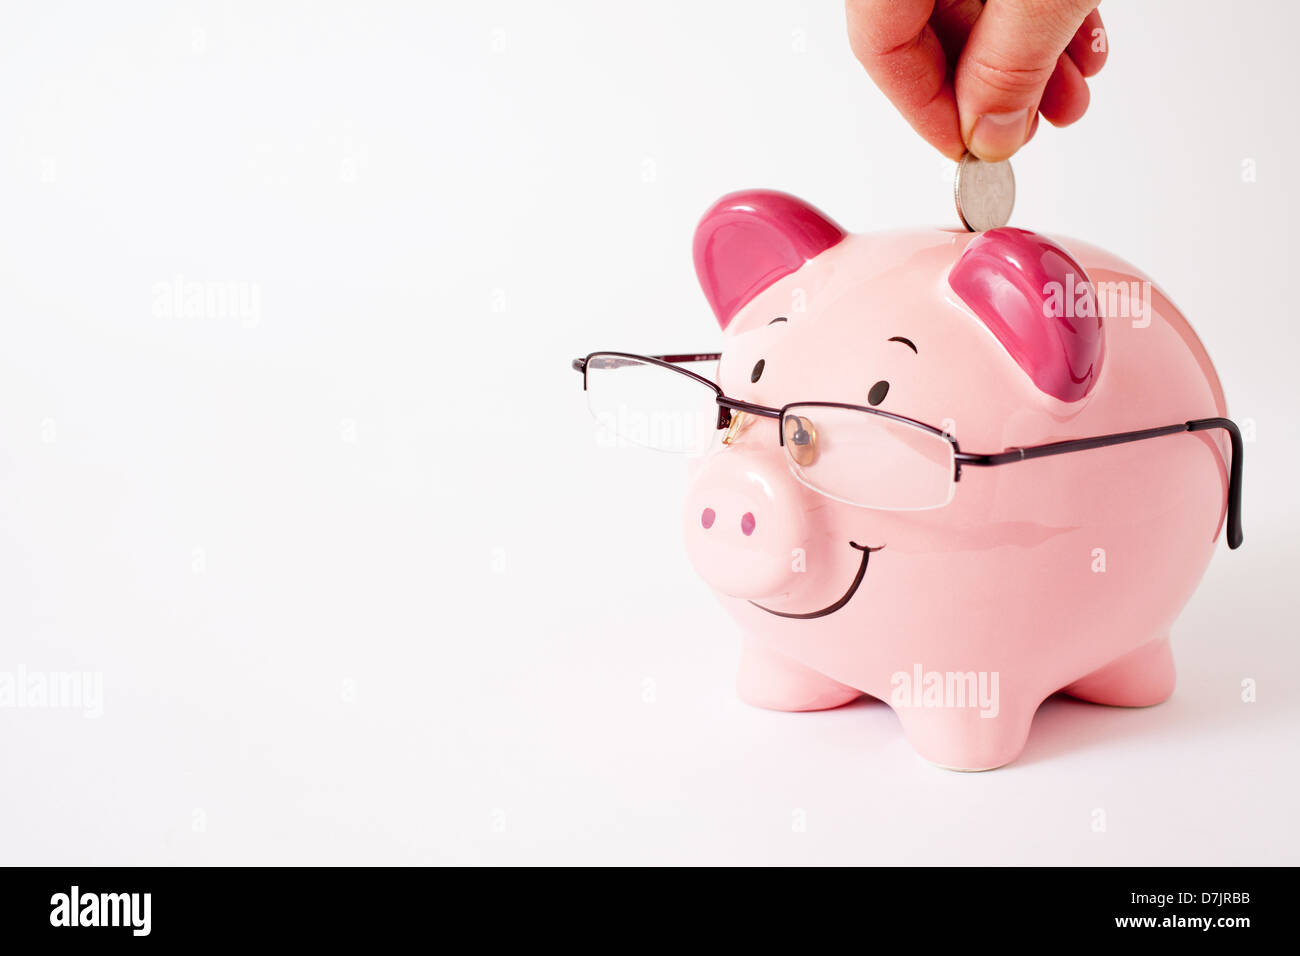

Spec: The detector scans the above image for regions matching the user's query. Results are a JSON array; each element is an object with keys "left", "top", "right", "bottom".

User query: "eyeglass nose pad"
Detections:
[
  {"left": 783, "top": 414, "right": 818, "bottom": 466},
  {"left": 722, "top": 410, "right": 752, "bottom": 446}
]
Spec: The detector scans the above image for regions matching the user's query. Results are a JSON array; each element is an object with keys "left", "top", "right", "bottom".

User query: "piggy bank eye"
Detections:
[
  {"left": 750, "top": 359, "right": 765, "bottom": 383},
  {"left": 868, "top": 380, "right": 890, "bottom": 406}
]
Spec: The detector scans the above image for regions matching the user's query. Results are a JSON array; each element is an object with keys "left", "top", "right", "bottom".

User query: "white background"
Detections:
[{"left": 1, "top": 1, "right": 1297, "bottom": 864}]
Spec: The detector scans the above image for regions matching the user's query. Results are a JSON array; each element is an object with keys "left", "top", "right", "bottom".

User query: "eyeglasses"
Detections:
[{"left": 572, "top": 350, "right": 1244, "bottom": 549}]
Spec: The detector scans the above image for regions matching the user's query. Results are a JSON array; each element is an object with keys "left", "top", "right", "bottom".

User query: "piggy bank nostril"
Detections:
[
  {"left": 741, "top": 512, "right": 756, "bottom": 536},
  {"left": 701, "top": 508, "right": 716, "bottom": 530}
]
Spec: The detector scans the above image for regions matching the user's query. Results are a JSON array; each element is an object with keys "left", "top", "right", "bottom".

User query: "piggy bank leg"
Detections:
[
  {"left": 1062, "top": 637, "right": 1176, "bottom": 707},
  {"left": 737, "top": 638, "right": 863, "bottom": 711},
  {"left": 893, "top": 698, "right": 1039, "bottom": 772}
]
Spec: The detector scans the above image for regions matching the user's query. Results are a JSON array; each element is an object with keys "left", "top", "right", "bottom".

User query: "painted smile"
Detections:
[{"left": 750, "top": 541, "right": 882, "bottom": 620}]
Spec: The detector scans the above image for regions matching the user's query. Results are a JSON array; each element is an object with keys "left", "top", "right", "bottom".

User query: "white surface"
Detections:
[{"left": 0, "top": 0, "right": 1297, "bottom": 865}]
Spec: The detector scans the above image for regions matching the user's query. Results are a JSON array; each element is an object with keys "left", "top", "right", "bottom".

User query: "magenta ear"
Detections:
[
  {"left": 693, "top": 190, "right": 845, "bottom": 329},
  {"left": 949, "top": 227, "right": 1104, "bottom": 402}
]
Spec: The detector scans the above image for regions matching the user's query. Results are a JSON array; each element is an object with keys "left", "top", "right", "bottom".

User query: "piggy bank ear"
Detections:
[
  {"left": 693, "top": 190, "right": 845, "bottom": 330},
  {"left": 949, "top": 227, "right": 1104, "bottom": 402}
]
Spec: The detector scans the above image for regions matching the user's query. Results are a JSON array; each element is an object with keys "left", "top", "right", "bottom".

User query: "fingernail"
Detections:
[{"left": 968, "top": 108, "right": 1030, "bottom": 161}]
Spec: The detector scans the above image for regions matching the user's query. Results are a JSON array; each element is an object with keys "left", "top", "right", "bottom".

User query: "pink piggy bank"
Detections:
[{"left": 574, "top": 190, "right": 1243, "bottom": 771}]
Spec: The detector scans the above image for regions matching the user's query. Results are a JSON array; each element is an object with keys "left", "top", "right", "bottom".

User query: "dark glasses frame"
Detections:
[{"left": 573, "top": 350, "right": 1244, "bottom": 549}]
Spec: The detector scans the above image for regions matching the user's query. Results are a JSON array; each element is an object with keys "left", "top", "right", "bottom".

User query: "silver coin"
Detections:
[{"left": 953, "top": 153, "right": 1015, "bottom": 232}]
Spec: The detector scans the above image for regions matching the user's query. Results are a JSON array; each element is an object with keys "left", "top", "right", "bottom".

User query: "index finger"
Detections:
[{"left": 846, "top": 0, "right": 965, "bottom": 159}]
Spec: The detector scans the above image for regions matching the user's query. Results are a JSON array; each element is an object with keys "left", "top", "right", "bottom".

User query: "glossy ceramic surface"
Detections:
[{"left": 680, "top": 190, "right": 1234, "bottom": 770}]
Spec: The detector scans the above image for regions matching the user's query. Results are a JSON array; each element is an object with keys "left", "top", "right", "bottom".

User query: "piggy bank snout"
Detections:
[{"left": 683, "top": 448, "right": 811, "bottom": 600}]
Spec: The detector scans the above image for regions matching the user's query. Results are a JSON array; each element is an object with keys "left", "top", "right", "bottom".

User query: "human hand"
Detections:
[{"left": 846, "top": 0, "right": 1107, "bottom": 161}]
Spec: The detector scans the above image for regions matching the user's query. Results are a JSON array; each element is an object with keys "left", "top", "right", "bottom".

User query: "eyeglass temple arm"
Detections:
[
  {"left": 956, "top": 418, "right": 1243, "bottom": 549},
  {"left": 571, "top": 353, "right": 721, "bottom": 373}
]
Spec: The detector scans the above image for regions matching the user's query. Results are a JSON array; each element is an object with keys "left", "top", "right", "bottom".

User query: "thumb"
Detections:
[{"left": 955, "top": 0, "right": 1099, "bottom": 160}]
